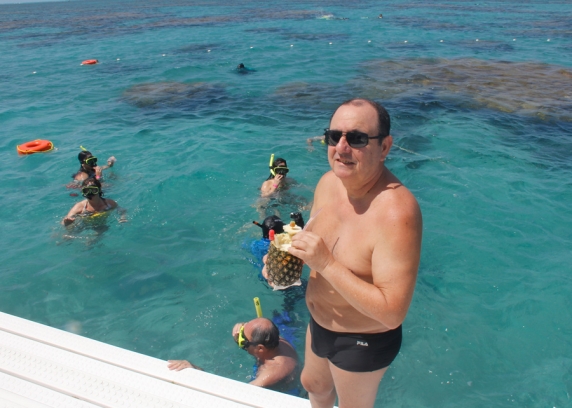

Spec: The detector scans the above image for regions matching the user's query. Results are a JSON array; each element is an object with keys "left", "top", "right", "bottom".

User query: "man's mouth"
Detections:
[{"left": 336, "top": 158, "right": 355, "bottom": 165}]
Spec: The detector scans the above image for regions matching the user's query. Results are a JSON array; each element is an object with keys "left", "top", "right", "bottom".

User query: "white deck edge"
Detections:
[{"left": 0, "top": 312, "right": 311, "bottom": 408}]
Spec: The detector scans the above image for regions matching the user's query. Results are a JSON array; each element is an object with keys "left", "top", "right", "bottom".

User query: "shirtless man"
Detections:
[
  {"left": 287, "top": 99, "right": 422, "bottom": 407},
  {"left": 168, "top": 318, "right": 299, "bottom": 392}
]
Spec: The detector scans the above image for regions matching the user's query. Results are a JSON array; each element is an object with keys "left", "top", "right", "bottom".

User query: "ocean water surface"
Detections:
[{"left": 1, "top": 0, "right": 571, "bottom": 406}]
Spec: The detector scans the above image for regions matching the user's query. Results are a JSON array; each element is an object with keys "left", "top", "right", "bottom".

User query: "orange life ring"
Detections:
[
  {"left": 17, "top": 139, "right": 54, "bottom": 155},
  {"left": 81, "top": 59, "right": 98, "bottom": 65}
]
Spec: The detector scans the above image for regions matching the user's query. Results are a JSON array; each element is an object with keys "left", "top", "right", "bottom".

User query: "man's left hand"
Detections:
[{"left": 289, "top": 231, "right": 334, "bottom": 274}]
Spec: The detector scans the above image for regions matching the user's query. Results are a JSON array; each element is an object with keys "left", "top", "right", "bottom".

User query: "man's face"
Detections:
[{"left": 327, "top": 103, "right": 389, "bottom": 182}]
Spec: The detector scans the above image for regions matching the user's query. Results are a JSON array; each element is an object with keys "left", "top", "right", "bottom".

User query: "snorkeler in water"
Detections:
[
  {"left": 236, "top": 63, "right": 256, "bottom": 74},
  {"left": 62, "top": 177, "right": 126, "bottom": 226},
  {"left": 306, "top": 135, "right": 326, "bottom": 152},
  {"left": 72, "top": 148, "right": 116, "bottom": 183},
  {"left": 260, "top": 155, "right": 294, "bottom": 197}
]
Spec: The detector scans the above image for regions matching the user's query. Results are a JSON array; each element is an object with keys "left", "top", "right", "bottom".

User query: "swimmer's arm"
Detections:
[
  {"left": 167, "top": 360, "right": 204, "bottom": 371},
  {"left": 97, "top": 156, "right": 117, "bottom": 172},
  {"left": 94, "top": 157, "right": 117, "bottom": 179},
  {"left": 306, "top": 135, "right": 324, "bottom": 144},
  {"left": 74, "top": 172, "right": 88, "bottom": 182},
  {"left": 260, "top": 175, "right": 284, "bottom": 197},
  {"left": 62, "top": 202, "right": 84, "bottom": 225},
  {"left": 249, "top": 363, "right": 291, "bottom": 388},
  {"left": 108, "top": 200, "right": 127, "bottom": 223},
  {"left": 66, "top": 179, "right": 82, "bottom": 189}
]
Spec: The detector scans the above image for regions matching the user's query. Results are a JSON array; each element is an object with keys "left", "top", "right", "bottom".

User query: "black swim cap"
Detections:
[
  {"left": 261, "top": 215, "right": 284, "bottom": 238},
  {"left": 78, "top": 151, "right": 92, "bottom": 163}
]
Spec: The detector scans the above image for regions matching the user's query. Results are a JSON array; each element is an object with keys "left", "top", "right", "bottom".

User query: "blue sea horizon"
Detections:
[{"left": 1, "top": 0, "right": 571, "bottom": 406}]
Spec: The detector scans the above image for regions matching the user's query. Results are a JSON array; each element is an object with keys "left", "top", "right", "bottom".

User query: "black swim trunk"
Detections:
[{"left": 309, "top": 317, "right": 402, "bottom": 372}]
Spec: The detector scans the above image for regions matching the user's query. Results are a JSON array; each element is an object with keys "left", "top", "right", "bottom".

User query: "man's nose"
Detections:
[{"left": 335, "top": 134, "right": 351, "bottom": 152}]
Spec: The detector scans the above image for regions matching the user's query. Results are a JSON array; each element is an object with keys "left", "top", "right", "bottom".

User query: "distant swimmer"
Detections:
[
  {"left": 62, "top": 177, "right": 126, "bottom": 226},
  {"left": 72, "top": 148, "right": 116, "bottom": 183},
  {"left": 260, "top": 155, "right": 294, "bottom": 197},
  {"left": 168, "top": 318, "right": 299, "bottom": 392},
  {"left": 236, "top": 63, "right": 256, "bottom": 74},
  {"left": 306, "top": 135, "right": 325, "bottom": 152},
  {"left": 378, "top": 13, "right": 383, "bottom": 18}
]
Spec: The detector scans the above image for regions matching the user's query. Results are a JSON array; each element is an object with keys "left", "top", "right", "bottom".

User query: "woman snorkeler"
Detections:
[
  {"left": 72, "top": 149, "right": 116, "bottom": 183},
  {"left": 260, "top": 155, "right": 293, "bottom": 197},
  {"left": 62, "top": 177, "right": 126, "bottom": 226}
]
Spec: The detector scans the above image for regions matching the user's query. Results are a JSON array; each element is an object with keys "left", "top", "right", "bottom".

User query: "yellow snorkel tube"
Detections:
[
  {"left": 269, "top": 153, "right": 275, "bottom": 177},
  {"left": 253, "top": 297, "right": 263, "bottom": 318},
  {"left": 80, "top": 145, "right": 88, "bottom": 151}
]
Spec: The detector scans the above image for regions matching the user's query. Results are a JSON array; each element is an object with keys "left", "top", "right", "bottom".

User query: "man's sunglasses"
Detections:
[
  {"left": 84, "top": 156, "right": 98, "bottom": 166},
  {"left": 82, "top": 186, "right": 100, "bottom": 197},
  {"left": 237, "top": 325, "right": 259, "bottom": 350},
  {"left": 324, "top": 128, "right": 386, "bottom": 148}
]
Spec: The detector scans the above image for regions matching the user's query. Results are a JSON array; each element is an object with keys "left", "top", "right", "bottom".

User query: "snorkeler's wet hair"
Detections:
[
  {"left": 78, "top": 150, "right": 92, "bottom": 163},
  {"left": 332, "top": 98, "right": 390, "bottom": 144},
  {"left": 82, "top": 177, "right": 103, "bottom": 197},
  {"left": 250, "top": 319, "right": 280, "bottom": 349}
]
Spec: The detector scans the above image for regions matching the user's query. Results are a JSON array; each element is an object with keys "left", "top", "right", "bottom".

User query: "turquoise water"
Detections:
[{"left": 2, "top": 0, "right": 572, "bottom": 406}]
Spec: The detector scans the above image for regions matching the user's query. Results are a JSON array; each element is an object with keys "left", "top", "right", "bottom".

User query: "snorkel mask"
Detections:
[
  {"left": 82, "top": 185, "right": 100, "bottom": 199},
  {"left": 237, "top": 325, "right": 248, "bottom": 349},
  {"left": 84, "top": 156, "right": 98, "bottom": 167}
]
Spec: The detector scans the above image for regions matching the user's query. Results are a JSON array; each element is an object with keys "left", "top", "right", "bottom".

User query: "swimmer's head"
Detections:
[
  {"left": 81, "top": 177, "right": 103, "bottom": 199},
  {"left": 236, "top": 318, "right": 279, "bottom": 353},
  {"left": 78, "top": 151, "right": 97, "bottom": 168},
  {"left": 237, "top": 63, "right": 245, "bottom": 69},
  {"left": 257, "top": 215, "right": 284, "bottom": 239},
  {"left": 270, "top": 157, "right": 289, "bottom": 177}
]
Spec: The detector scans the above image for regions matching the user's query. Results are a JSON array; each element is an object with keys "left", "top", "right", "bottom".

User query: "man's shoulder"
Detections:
[{"left": 374, "top": 182, "right": 422, "bottom": 226}]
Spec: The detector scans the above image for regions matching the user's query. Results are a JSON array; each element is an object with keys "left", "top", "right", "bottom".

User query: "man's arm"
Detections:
[{"left": 249, "top": 360, "right": 295, "bottom": 388}]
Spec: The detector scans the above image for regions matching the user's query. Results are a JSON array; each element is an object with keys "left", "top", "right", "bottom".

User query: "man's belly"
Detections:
[{"left": 306, "top": 273, "right": 390, "bottom": 334}]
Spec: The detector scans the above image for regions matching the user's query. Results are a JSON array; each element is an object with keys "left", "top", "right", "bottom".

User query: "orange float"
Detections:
[
  {"left": 81, "top": 59, "right": 98, "bottom": 65},
  {"left": 17, "top": 139, "right": 54, "bottom": 155}
]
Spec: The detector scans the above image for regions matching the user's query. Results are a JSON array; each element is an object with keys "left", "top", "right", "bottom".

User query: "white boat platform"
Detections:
[{"left": 0, "top": 311, "right": 311, "bottom": 408}]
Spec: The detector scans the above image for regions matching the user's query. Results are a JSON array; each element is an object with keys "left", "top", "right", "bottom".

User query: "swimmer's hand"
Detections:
[
  {"left": 261, "top": 254, "right": 275, "bottom": 288},
  {"left": 167, "top": 360, "right": 203, "bottom": 371},
  {"left": 107, "top": 156, "right": 116, "bottom": 167},
  {"left": 62, "top": 216, "right": 76, "bottom": 226},
  {"left": 232, "top": 322, "right": 245, "bottom": 342}
]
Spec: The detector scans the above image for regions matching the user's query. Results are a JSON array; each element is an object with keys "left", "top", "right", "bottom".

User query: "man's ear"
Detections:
[
  {"left": 254, "top": 344, "right": 266, "bottom": 355},
  {"left": 381, "top": 135, "right": 393, "bottom": 162}
]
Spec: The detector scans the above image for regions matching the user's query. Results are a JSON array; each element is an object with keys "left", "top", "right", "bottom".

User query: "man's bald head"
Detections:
[
  {"left": 248, "top": 318, "right": 280, "bottom": 349},
  {"left": 331, "top": 98, "right": 391, "bottom": 143}
]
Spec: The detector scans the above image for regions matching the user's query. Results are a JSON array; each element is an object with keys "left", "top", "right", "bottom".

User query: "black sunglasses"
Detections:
[{"left": 324, "top": 128, "right": 386, "bottom": 148}]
